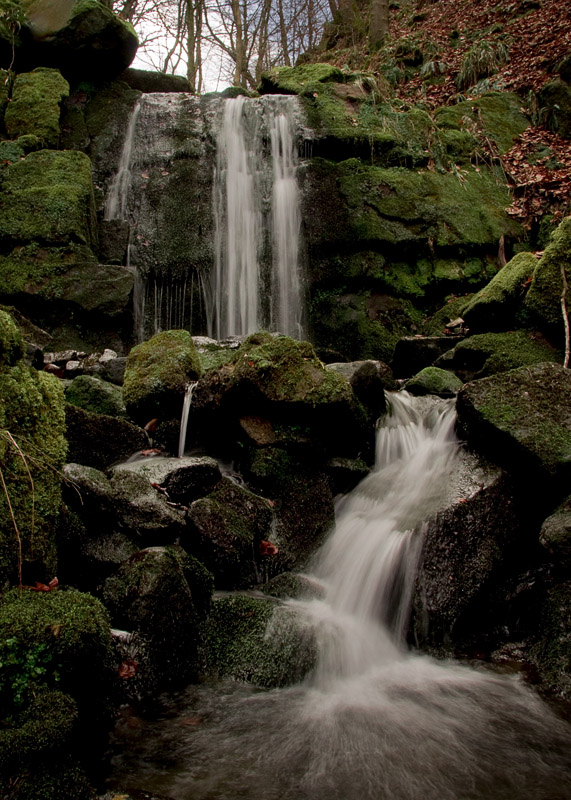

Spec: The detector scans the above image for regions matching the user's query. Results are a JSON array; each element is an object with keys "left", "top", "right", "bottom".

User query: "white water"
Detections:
[
  {"left": 209, "top": 96, "right": 304, "bottom": 340},
  {"left": 108, "top": 392, "right": 571, "bottom": 799},
  {"left": 178, "top": 381, "right": 198, "bottom": 458},
  {"left": 104, "top": 99, "right": 143, "bottom": 221}
]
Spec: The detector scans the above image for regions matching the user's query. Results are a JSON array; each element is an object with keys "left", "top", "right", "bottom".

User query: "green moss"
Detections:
[
  {"left": 0, "top": 327, "right": 67, "bottom": 584},
  {"left": 201, "top": 594, "right": 314, "bottom": 687},
  {"left": 446, "top": 330, "right": 560, "bottom": 378},
  {"left": 0, "top": 242, "right": 97, "bottom": 298},
  {"left": 0, "top": 588, "right": 111, "bottom": 714},
  {"left": 435, "top": 92, "right": 529, "bottom": 155},
  {"left": 4, "top": 68, "right": 69, "bottom": 147},
  {"left": 463, "top": 251, "right": 537, "bottom": 331},
  {"left": 335, "top": 158, "right": 520, "bottom": 247},
  {"left": 0, "top": 307, "right": 24, "bottom": 365},
  {"left": 524, "top": 216, "right": 571, "bottom": 344},
  {"left": 65, "top": 374, "right": 127, "bottom": 418},
  {"left": 422, "top": 294, "right": 473, "bottom": 335},
  {"left": 404, "top": 366, "right": 463, "bottom": 396},
  {"left": 0, "top": 150, "right": 97, "bottom": 248},
  {"left": 259, "top": 63, "right": 347, "bottom": 94},
  {"left": 123, "top": 329, "right": 202, "bottom": 424}
]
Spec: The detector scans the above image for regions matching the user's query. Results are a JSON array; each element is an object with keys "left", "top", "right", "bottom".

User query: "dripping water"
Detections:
[
  {"left": 178, "top": 381, "right": 198, "bottom": 459},
  {"left": 105, "top": 98, "right": 143, "bottom": 222},
  {"left": 107, "top": 392, "right": 571, "bottom": 800}
]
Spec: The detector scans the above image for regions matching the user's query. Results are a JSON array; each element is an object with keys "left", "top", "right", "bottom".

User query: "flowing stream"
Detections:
[{"left": 107, "top": 393, "right": 571, "bottom": 799}]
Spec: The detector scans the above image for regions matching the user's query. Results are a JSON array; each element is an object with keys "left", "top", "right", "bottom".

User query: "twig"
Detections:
[
  {"left": 561, "top": 265, "right": 570, "bottom": 369},
  {"left": 0, "top": 464, "right": 22, "bottom": 588}
]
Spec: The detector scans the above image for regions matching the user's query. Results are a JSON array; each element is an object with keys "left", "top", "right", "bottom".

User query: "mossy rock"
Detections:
[
  {"left": 64, "top": 403, "right": 146, "bottom": 471},
  {"left": 200, "top": 594, "right": 315, "bottom": 687},
  {"left": 0, "top": 306, "right": 25, "bottom": 365},
  {"left": 102, "top": 545, "right": 213, "bottom": 689},
  {"left": 0, "top": 312, "right": 67, "bottom": 585},
  {"left": 259, "top": 63, "right": 346, "bottom": 94},
  {"left": 65, "top": 374, "right": 127, "bottom": 418},
  {"left": 524, "top": 216, "right": 571, "bottom": 344},
  {"left": 404, "top": 366, "right": 463, "bottom": 397},
  {"left": 185, "top": 477, "right": 272, "bottom": 589},
  {"left": 437, "top": 330, "right": 560, "bottom": 379},
  {"left": 421, "top": 294, "right": 474, "bottom": 336},
  {"left": 462, "top": 252, "right": 537, "bottom": 332},
  {"left": 0, "top": 587, "right": 111, "bottom": 716},
  {"left": 435, "top": 92, "right": 529, "bottom": 155},
  {"left": 4, "top": 68, "right": 69, "bottom": 147},
  {"left": 0, "top": 149, "right": 97, "bottom": 249},
  {"left": 0, "top": 689, "right": 94, "bottom": 800},
  {"left": 122, "top": 329, "right": 202, "bottom": 425},
  {"left": 456, "top": 362, "right": 571, "bottom": 495}
]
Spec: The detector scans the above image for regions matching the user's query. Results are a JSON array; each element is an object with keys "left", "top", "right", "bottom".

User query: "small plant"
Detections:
[
  {"left": 420, "top": 61, "right": 449, "bottom": 80},
  {"left": 456, "top": 40, "right": 510, "bottom": 91},
  {"left": 0, "top": 636, "right": 59, "bottom": 716}
]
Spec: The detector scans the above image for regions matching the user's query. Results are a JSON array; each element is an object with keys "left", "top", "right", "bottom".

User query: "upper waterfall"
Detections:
[{"left": 103, "top": 93, "right": 308, "bottom": 343}]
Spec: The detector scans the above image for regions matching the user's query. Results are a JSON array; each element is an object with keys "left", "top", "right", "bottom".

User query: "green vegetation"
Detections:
[
  {"left": 65, "top": 374, "right": 127, "bottom": 418},
  {"left": 404, "top": 366, "right": 463, "bottom": 396},
  {"left": 4, "top": 68, "right": 69, "bottom": 147},
  {"left": 444, "top": 329, "right": 560, "bottom": 378}
]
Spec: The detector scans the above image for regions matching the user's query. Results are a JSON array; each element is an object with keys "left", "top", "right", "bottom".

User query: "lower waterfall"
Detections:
[{"left": 107, "top": 393, "right": 571, "bottom": 800}]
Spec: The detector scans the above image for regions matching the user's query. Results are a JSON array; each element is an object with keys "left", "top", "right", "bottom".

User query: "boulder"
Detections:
[
  {"left": 185, "top": 477, "right": 273, "bottom": 589},
  {"left": 111, "top": 455, "right": 222, "bottom": 505},
  {"left": 392, "top": 335, "right": 464, "bottom": 378},
  {"left": 29, "top": 0, "right": 138, "bottom": 81},
  {"left": 462, "top": 252, "right": 538, "bottom": 332},
  {"left": 65, "top": 374, "right": 127, "bottom": 418},
  {"left": 456, "top": 363, "right": 571, "bottom": 498},
  {"left": 411, "top": 451, "right": 527, "bottom": 648},
  {"left": 122, "top": 329, "right": 202, "bottom": 425},
  {"left": 530, "top": 580, "right": 571, "bottom": 699},
  {"left": 404, "top": 366, "right": 463, "bottom": 397},
  {"left": 117, "top": 67, "right": 191, "bottom": 93},
  {"left": 200, "top": 593, "right": 315, "bottom": 686},
  {"left": 435, "top": 330, "right": 560, "bottom": 381},
  {"left": 524, "top": 216, "right": 571, "bottom": 344},
  {"left": 102, "top": 546, "right": 213, "bottom": 692},
  {"left": 64, "top": 404, "right": 147, "bottom": 470},
  {"left": 537, "top": 79, "right": 571, "bottom": 139},
  {"left": 326, "top": 359, "right": 391, "bottom": 420}
]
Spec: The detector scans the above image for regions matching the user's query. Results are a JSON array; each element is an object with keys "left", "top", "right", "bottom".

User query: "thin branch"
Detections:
[{"left": 561, "top": 265, "right": 570, "bottom": 368}]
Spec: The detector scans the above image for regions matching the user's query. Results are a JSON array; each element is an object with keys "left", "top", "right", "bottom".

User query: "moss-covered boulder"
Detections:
[
  {"left": 103, "top": 545, "right": 213, "bottom": 692},
  {"left": 456, "top": 362, "right": 571, "bottom": 498},
  {"left": 0, "top": 149, "right": 97, "bottom": 255},
  {"left": 404, "top": 366, "right": 463, "bottom": 397},
  {"left": 0, "top": 311, "right": 66, "bottom": 586},
  {"left": 4, "top": 68, "right": 69, "bottom": 147},
  {"left": 392, "top": 334, "right": 464, "bottom": 378},
  {"left": 65, "top": 374, "right": 127, "bottom": 418},
  {"left": 65, "top": 403, "right": 147, "bottom": 471},
  {"left": 123, "top": 329, "right": 202, "bottom": 425},
  {"left": 111, "top": 455, "right": 222, "bottom": 505},
  {"left": 437, "top": 330, "right": 560, "bottom": 380},
  {"left": 185, "top": 477, "right": 273, "bottom": 589},
  {"left": 538, "top": 79, "right": 571, "bottom": 139},
  {"left": 462, "top": 252, "right": 537, "bottom": 332},
  {"left": 524, "top": 216, "right": 571, "bottom": 344},
  {"left": 31, "top": 0, "right": 138, "bottom": 81},
  {"left": 201, "top": 594, "right": 315, "bottom": 686},
  {"left": 259, "top": 62, "right": 346, "bottom": 95}
]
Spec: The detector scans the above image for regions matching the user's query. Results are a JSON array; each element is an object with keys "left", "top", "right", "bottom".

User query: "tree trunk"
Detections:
[{"left": 369, "top": 0, "right": 388, "bottom": 50}]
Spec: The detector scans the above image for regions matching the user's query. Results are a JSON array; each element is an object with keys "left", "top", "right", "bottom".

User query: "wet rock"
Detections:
[
  {"left": 98, "top": 218, "right": 130, "bottom": 265},
  {"left": 65, "top": 403, "right": 147, "bottom": 471},
  {"left": 324, "top": 456, "right": 370, "bottom": 495},
  {"left": 326, "top": 359, "right": 392, "bottom": 420},
  {"left": 200, "top": 593, "right": 315, "bottom": 687},
  {"left": 411, "top": 450, "right": 527, "bottom": 648},
  {"left": 456, "top": 362, "right": 571, "bottom": 498},
  {"left": 530, "top": 580, "right": 571, "bottom": 699},
  {"left": 185, "top": 478, "right": 273, "bottom": 589},
  {"left": 392, "top": 335, "right": 464, "bottom": 378},
  {"left": 103, "top": 546, "right": 214, "bottom": 693},
  {"left": 404, "top": 366, "right": 463, "bottom": 397},
  {"left": 111, "top": 455, "right": 222, "bottom": 505}
]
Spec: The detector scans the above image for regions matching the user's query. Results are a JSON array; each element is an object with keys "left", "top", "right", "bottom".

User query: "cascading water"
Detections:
[
  {"left": 107, "top": 392, "right": 571, "bottom": 800},
  {"left": 178, "top": 381, "right": 198, "bottom": 458},
  {"left": 103, "top": 93, "right": 306, "bottom": 343},
  {"left": 209, "top": 95, "right": 305, "bottom": 340}
]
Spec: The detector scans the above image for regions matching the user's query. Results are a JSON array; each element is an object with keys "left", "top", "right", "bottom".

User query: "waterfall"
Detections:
[
  {"left": 178, "top": 381, "right": 198, "bottom": 458},
  {"left": 209, "top": 95, "right": 305, "bottom": 340},
  {"left": 108, "top": 392, "right": 571, "bottom": 800},
  {"left": 103, "top": 93, "right": 306, "bottom": 344}
]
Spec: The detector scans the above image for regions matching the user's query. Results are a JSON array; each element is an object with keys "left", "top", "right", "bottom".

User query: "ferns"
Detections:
[{"left": 456, "top": 40, "right": 510, "bottom": 91}]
